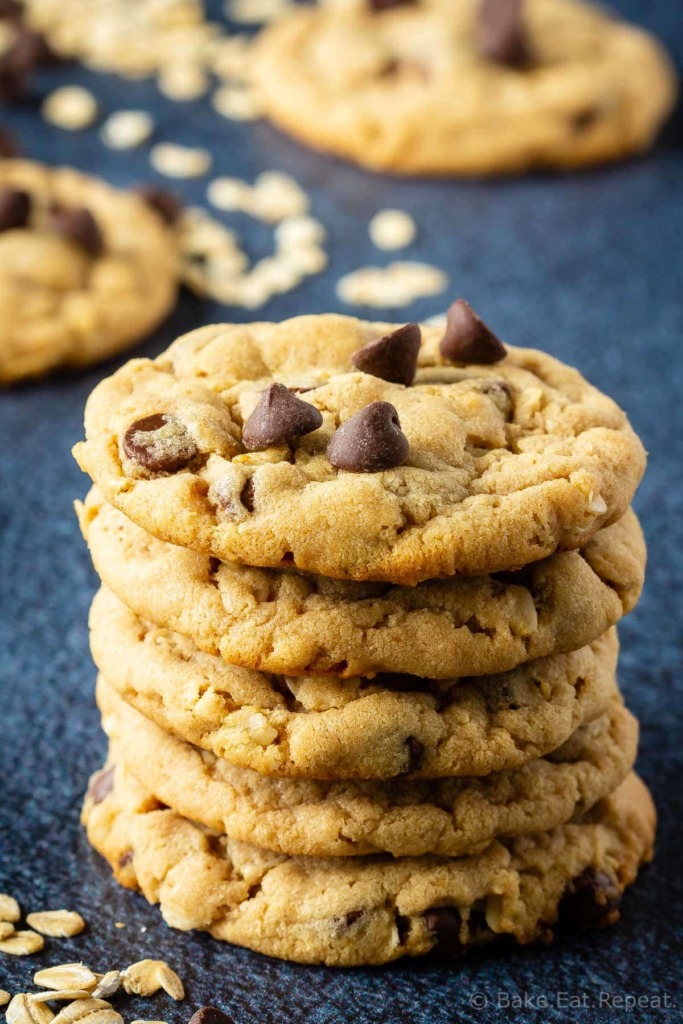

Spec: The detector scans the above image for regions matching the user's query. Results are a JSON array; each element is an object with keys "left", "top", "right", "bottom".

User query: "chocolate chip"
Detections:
[
  {"left": 558, "top": 868, "right": 622, "bottom": 931},
  {"left": 48, "top": 206, "right": 103, "bottom": 256},
  {"left": 395, "top": 912, "right": 411, "bottom": 944},
  {"left": 404, "top": 736, "right": 424, "bottom": 774},
  {"left": 327, "top": 401, "right": 409, "bottom": 473},
  {"left": 188, "top": 1008, "right": 235, "bottom": 1024},
  {"left": 137, "top": 185, "right": 183, "bottom": 226},
  {"left": 0, "top": 50, "right": 29, "bottom": 103},
  {"left": 0, "top": 127, "right": 17, "bottom": 157},
  {"left": 343, "top": 910, "right": 365, "bottom": 927},
  {"left": 9, "top": 26, "right": 56, "bottom": 70},
  {"left": 351, "top": 323, "right": 421, "bottom": 386},
  {"left": 117, "top": 850, "right": 134, "bottom": 868},
  {"left": 369, "top": 0, "right": 416, "bottom": 11},
  {"left": 439, "top": 299, "right": 506, "bottom": 364},
  {"left": 0, "top": 1, "right": 22, "bottom": 20},
  {"left": 242, "top": 383, "right": 323, "bottom": 451},
  {"left": 424, "top": 906, "right": 464, "bottom": 959},
  {"left": 122, "top": 413, "right": 198, "bottom": 474},
  {"left": 477, "top": 0, "right": 531, "bottom": 68},
  {"left": 0, "top": 187, "right": 29, "bottom": 231},
  {"left": 88, "top": 766, "right": 114, "bottom": 805}
]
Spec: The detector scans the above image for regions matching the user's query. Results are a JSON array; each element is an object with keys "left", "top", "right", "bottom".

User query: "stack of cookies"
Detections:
[{"left": 74, "top": 306, "right": 653, "bottom": 966}]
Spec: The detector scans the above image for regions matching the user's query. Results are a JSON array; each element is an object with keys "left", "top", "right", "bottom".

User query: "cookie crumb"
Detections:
[
  {"left": 369, "top": 209, "right": 416, "bottom": 250},
  {"left": 336, "top": 262, "right": 447, "bottom": 307},
  {"left": 41, "top": 86, "right": 98, "bottom": 130},
  {"left": 150, "top": 143, "right": 211, "bottom": 179},
  {"left": 0, "top": 991, "right": 10, "bottom": 1008},
  {"left": 101, "top": 111, "right": 154, "bottom": 150}
]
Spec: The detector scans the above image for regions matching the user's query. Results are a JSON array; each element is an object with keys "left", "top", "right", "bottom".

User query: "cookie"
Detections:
[
  {"left": 90, "top": 587, "right": 620, "bottom": 780},
  {"left": 98, "top": 678, "right": 637, "bottom": 859},
  {"left": 0, "top": 160, "right": 177, "bottom": 383},
  {"left": 82, "top": 765, "right": 655, "bottom": 966},
  {"left": 79, "top": 489, "right": 644, "bottom": 679},
  {"left": 251, "top": 0, "right": 677, "bottom": 177},
  {"left": 73, "top": 314, "right": 646, "bottom": 584}
]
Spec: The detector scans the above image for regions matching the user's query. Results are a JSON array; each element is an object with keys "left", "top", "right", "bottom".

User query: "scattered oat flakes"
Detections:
[
  {"left": 41, "top": 86, "right": 98, "bottom": 131},
  {"left": 6, "top": 994, "right": 54, "bottom": 1024},
  {"left": 50, "top": 999, "right": 121, "bottom": 1024},
  {"left": 212, "top": 82, "right": 263, "bottom": 122},
  {"left": 252, "top": 172, "right": 309, "bottom": 222},
  {"left": 114, "top": 923, "right": 125, "bottom": 930},
  {"left": 336, "top": 261, "right": 448, "bottom": 308},
  {"left": 158, "top": 65, "right": 209, "bottom": 101},
  {"left": 0, "top": 893, "right": 21, "bottom": 922},
  {"left": 122, "top": 961, "right": 184, "bottom": 1001},
  {"left": 208, "top": 35, "right": 252, "bottom": 80},
  {"left": 369, "top": 209, "right": 416, "bottom": 251},
  {"left": 26, "top": 911, "right": 85, "bottom": 939},
  {"left": 207, "top": 177, "right": 253, "bottom": 212},
  {"left": 0, "top": 921, "right": 15, "bottom": 939},
  {"left": 275, "top": 215, "right": 326, "bottom": 250},
  {"left": 30, "top": 992, "right": 92, "bottom": 1004},
  {"left": 0, "top": 930, "right": 45, "bottom": 956},
  {"left": 91, "top": 974, "right": 121, "bottom": 1000},
  {"left": 0, "top": 991, "right": 11, "bottom": 1008},
  {"left": 150, "top": 143, "right": 212, "bottom": 179},
  {"left": 34, "top": 965, "right": 98, "bottom": 993},
  {"left": 101, "top": 111, "right": 154, "bottom": 150},
  {"left": 226, "top": 0, "right": 292, "bottom": 23}
]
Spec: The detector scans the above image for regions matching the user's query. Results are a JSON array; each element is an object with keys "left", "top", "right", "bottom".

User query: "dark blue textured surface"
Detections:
[{"left": 1, "top": 2, "right": 682, "bottom": 1020}]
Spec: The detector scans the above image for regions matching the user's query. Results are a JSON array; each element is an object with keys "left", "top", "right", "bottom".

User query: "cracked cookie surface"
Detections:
[
  {"left": 73, "top": 314, "right": 645, "bottom": 584},
  {"left": 89, "top": 587, "right": 620, "bottom": 780},
  {"left": 0, "top": 160, "right": 177, "bottom": 384},
  {"left": 252, "top": 0, "right": 677, "bottom": 176},
  {"left": 82, "top": 766, "right": 655, "bottom": 966},
  {"left": 99, "top": 678, "right": 637, "bottom": 858},
  {"left": 79, "top": 490, "right": 644, "bottom": 679}
]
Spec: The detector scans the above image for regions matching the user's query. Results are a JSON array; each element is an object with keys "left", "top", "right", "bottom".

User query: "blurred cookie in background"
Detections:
[
  {"left": 251, "top": 0, "right": 678, "bottom": 176},
  {"left": 0, "top": 160, "right": 179, "bottom": 384}
]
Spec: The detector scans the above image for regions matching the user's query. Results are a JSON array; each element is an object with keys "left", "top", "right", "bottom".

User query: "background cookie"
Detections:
[
  {"left": 252, "top": 0, "right": 678, "bottom": 176},
  {"left": 73, "top": 314, "right": 646, "bottom": 583},
  {"left": 0, "top": 160, "right": 178, "bottom": 383},
  {"left": 90, "top": 587, "right": 621, "bottom": 780},
  {"left": 82, "top": 765, "right": 655, "bottom": 966}
]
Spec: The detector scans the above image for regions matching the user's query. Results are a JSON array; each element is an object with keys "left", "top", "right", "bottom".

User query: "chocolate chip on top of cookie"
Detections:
[
  {"left": 137, "top": 184, "right": 183, "bottom": 226},
  {"left": 478, "top": 0, "right": 532, "bottom": 68},
  {"left": 327, "top": 401, "right": 409, "bottom": 472},
  {"left": 351, "top": 322, "right": 421, "bottom": 385},
  {"left": 369, "top": 0, "right": 417, "bottom": 12},
  {"left": 48, "top": 204, "right": 104, "bottom": 256},
  {"left": 242, "top": 383, "right": 323, "bottom": 452},
  {"left": 440, "top": 299, "right": 507, "bottom": 364},
  {"left": 122, "top": 413, "right": 198, "bottom": 475}
]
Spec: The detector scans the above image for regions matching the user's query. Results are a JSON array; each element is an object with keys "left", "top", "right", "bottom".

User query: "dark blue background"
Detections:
[{"left": 1, "top": 2, "right": 682, "bottom": 1020}]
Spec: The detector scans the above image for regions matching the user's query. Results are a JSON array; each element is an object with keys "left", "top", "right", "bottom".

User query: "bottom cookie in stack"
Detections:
[{"left": 83, "top": 765, "right": 654, "bottom": 967}]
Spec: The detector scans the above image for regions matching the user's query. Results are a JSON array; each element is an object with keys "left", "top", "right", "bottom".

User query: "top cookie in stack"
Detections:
[{"left": 74, "top": 307, "right": 653, "bottom": 966}]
